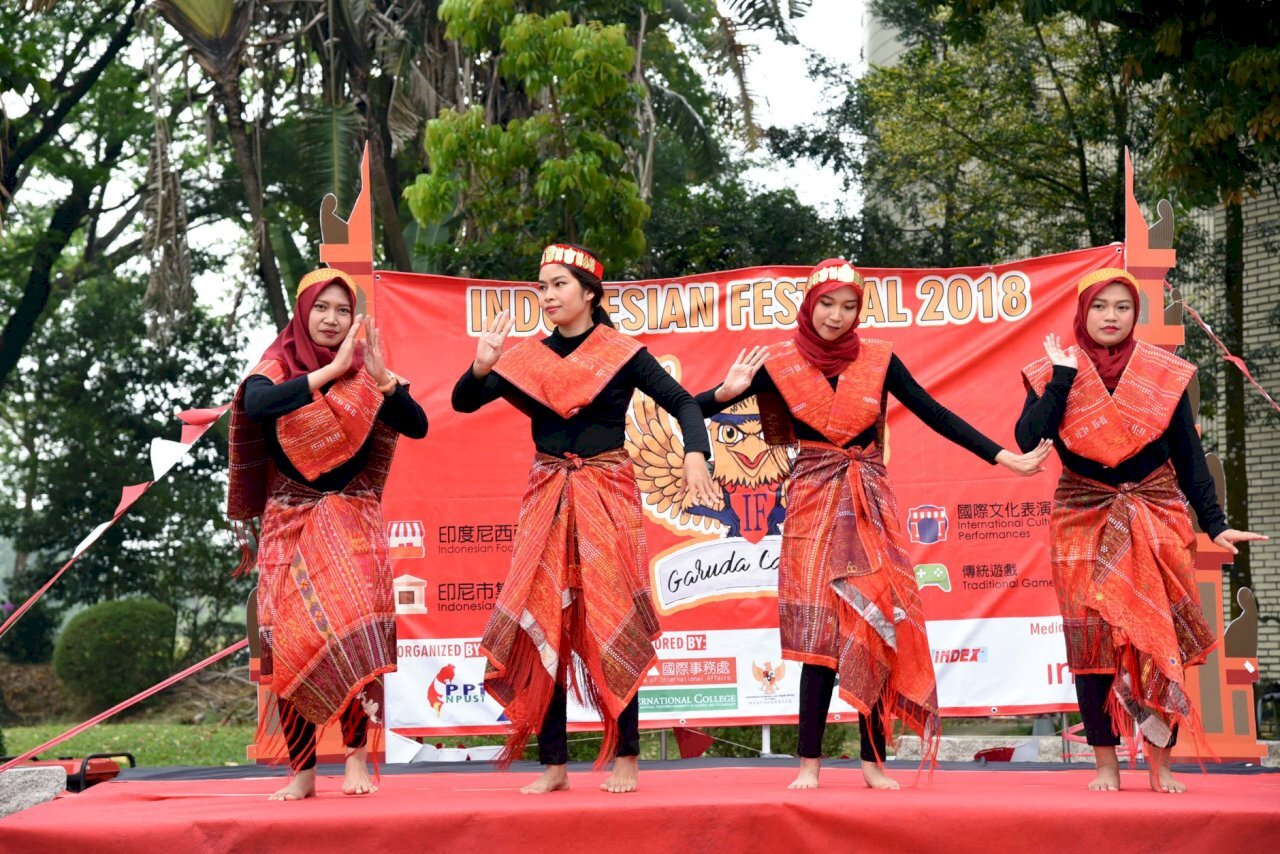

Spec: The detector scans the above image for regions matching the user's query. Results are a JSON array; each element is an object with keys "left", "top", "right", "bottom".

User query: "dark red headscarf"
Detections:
[
  {"left": 794, "top": 258, "right": 865, "bottom": 377},
  {"left": 261, "top": 268, "right": 363, "bottom": 380},
  {"left": 1073, "top": 267, "right": 1140, "bottom": 390}
]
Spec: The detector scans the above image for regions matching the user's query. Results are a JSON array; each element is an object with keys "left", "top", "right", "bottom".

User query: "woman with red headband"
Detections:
[
  {"left": 1017, "top": 268, "right": 1265, "bottom": 793},
  {"left": 452, "top": 243, "right": 718, "bottom": 795},
  {"left": 700, "top": 258, "right": 1051, "bottom": 790},
  {"left": 228, "top": 268, "right": 427, "bottom": 801}
]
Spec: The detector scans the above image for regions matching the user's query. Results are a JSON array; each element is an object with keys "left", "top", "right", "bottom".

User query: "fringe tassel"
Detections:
[
  {"left": 493, "top": 630, "right": 558, "bottom": 770},
  {"left": 566, "top": 595, "right": 622, "bottom": 771},
  {"left": 232, "top": 519, "right": 260, "bottom": 578}
]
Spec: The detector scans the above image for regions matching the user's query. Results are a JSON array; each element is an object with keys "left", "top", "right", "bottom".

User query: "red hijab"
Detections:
[
  {"left": 261, "top": 268, "right": 363, "bottom": 380},
  {"left": 794, "top": 258, "right": 864, "bottom": 377},
  {"left": 1073, "top": 268, "right": 1140, "bottom": 391}
]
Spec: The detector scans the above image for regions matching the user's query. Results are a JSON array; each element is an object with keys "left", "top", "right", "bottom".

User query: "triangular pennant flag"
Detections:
[
  {"left": 177, "top": 404, "right": 231, "bottom": 426},
  {"left": 672, "top": 727, "right": 715, "bottom": 759},
  {"left": 150, "top": 438, "right": 192, "bottom": 481},
  {"left": 73, "top": 521, "right": 114, "bottom": 558},
  {"left": 114, "top": 482, "right": 152, "bottom": 517}
]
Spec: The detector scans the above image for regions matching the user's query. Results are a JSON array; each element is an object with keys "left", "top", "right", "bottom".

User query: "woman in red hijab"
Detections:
[
  {"left": 1018, "top": 268, "right": 1265, "bottom": 793},
  {"left": 228, "top": 268, "right": 427, "bottom": 801},
  {"left": 700, "top": 258, "right": 1051, "bottom": 790}
]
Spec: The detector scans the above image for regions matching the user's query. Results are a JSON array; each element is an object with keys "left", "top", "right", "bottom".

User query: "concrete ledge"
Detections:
[{"left": 0, "top": 766, "right": 66, "bottom": 819}]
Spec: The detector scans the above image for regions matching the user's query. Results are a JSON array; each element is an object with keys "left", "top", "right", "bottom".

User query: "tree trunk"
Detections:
[
  {"left": 0, "top": 172, "right": 99, "bottom": 392},
  {"left": 217, "top": 76, "right": 290, "bottom": 330},
  {"left": 1222, "top": 197, "right": 1249, "bottom": 617},
  {"left": 369, "top": 117, "right": 412, "bottom": 272}
]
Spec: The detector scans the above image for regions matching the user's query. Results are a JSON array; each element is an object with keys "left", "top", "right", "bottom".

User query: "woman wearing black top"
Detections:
[
  {"left": 1016, "top": 267, "right": 1264, "bottom": 793},
  {"left": 699, "top": 258, "right": 1050, "bottom": 791},
  {"left": 453, "top": 243, "right": 717, "bottom": 795},
  {"left": 228, "top": 268, "right": 427, "bottom": 801}
]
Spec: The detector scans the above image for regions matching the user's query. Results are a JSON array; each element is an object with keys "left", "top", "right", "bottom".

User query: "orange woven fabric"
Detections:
[
  {"left": 780, "top": 440, "right": 939, "bottom": 745},
  {"left": 1022, "top": 341, "right": 1194, "bottom": 468},
  {"left": 763, "top": 339, "right": 893, "bottom": 446},
  {"left": 1051, "top": 463, "right": 1215, "bottom": 747},
  {"left": 255, "top": 474, "right": 397, "bottom": 727},
  {"left": 494, "top": 325, "right": 642, "bottom": 419},
  {"left": 481, "top": 449, "right": 658, "bottom": 769}
]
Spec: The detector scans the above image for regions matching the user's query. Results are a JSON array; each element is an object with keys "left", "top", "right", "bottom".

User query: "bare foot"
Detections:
[
  {"left": 342, "top": 745, "right": 377, "bottom": 795},
  {"left": 521, "top": 764, "right": 570, "bottom": 794},
  {"left": 787, "top": 757, "right": 821, "bottom": 789},
  {"left": 861, "top": 762, "right": 901, "bottom": 790},
  {"left": 268, "top": 768, "right": 316, "bottom": 801},
  {"left": 1147, "top": 745, "right": 1186, "bottom": 794},
  {"left": 600, "top": 755, "right": 639, "bottom": 793},
  {"left": 1088, "top": 746, "right": 1121, "bottom": 792}
]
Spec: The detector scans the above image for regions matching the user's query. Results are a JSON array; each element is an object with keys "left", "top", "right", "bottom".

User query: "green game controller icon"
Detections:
[{"left": 914, "top": 563, "right": 951, "bottom": 593}]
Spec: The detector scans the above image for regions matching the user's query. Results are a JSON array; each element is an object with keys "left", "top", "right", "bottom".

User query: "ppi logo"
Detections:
[{"left": 907, "top": 505, "right": 949, "bottom": 545}]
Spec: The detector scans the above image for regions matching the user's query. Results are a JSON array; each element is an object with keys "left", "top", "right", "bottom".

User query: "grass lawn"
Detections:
[{"left": 4, "top": 723, "right": 255, "bottom": 767}]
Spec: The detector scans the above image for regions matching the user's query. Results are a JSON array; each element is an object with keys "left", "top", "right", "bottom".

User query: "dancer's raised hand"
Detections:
[
  {"left": 474, "top": 310, "right": 515, "bottom": 377},
  {"left": 715, "top": 346, "right": 769, "bottom": 403}
]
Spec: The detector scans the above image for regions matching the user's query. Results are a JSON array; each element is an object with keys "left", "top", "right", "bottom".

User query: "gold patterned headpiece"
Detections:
[
  {"left": 1077, "top": 267, "right": 1138, "bottom": 295},
  {"left": 296, "top": 267, "right": 358, "bottom": 299},
  {"left": 540, "top": 244, "right": 604, "bottom": 278},
  {"left": 806, "top": 258, "right": 865, "bottom": 290}
]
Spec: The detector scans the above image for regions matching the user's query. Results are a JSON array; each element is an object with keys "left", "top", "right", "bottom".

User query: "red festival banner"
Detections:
[{"left": 375, "top": 243, "right": 1134, "bottom": 737}]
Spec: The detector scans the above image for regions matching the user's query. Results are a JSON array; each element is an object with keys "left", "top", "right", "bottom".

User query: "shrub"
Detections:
[
  {"left": 0, "top": 600, "right": 59, "bottom": 664},
  {"left": 53, "top": 599, "right": 176, "bottom": 712}
]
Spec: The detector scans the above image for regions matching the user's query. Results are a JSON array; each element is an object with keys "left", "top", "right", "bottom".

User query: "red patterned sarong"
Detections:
[
  {"left": 780, "top": 440, "right": 940, "bottom": 746},
  {"left": 481, "top": 449, "right": 658, "bottom": 768},
  {"left": 228, "top": 360, "right": 399, "bottom": 728},
  {"left": 255, "top": 474, "right": 397, "bottom": 725},
  {"left": 1051, "top": 464, "right": 1215, "bottom": 747}
]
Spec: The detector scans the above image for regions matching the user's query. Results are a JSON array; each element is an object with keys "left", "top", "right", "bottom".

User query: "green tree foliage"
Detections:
[
  {"left": 921, "top": 0, "right": 1280, "bottom": 609},
  {"left": 770, "top": 2, "right": 1161, "bottom": 267},
  {"left": 0, "top": 270, "right": 249, "bottom": 662},
  {"left": 406, "top": 5, "right": 648, "bottom": 277},
  {"left": 53, "top": 598, "right": 176, "bottom": 713}
]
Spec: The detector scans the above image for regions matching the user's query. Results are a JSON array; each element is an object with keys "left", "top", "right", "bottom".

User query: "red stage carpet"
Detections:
[{"left": 2, "top": 764, "right": 1277, "bottom": 853}]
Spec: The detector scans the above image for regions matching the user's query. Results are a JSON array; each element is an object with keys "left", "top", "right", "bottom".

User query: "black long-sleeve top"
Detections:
[
  {"left": 244, "top": 374, "right": 428, "bottom": 492},
  {"left": 451, "top": 325, "right": 711, "bottom": 458},
  {"left": 1015, "top": 364, "right": 1227, "bottom": 538},
  {"left": 696, "top": 354, "right": 1003, "bottom": 463}
]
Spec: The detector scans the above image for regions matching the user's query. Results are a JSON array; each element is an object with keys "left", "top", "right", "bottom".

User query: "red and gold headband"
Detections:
[
  {"left": 297, "top": 267, "right": 358, "bottom": 299},
  {"left": 540, "top": 243, "right": 604, "bottom": 278},
  {"left": 1077, "top": 267, "right": 1138, "bottom": 295},
  {"left": 806, "top": 259, "right": 864, "bottom": 290}
]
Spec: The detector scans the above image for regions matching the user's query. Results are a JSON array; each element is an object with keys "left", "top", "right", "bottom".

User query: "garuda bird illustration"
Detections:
[{"left": 626, "top": 357, "right": 790, "bottom": 543}]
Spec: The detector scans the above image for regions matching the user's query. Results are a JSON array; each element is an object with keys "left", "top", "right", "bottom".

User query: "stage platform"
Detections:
[{"left": 2, "top": 758, "right": 1276, "bottom": 853}]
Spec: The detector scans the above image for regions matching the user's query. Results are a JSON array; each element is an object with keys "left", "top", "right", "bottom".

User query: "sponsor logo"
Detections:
[
  {"left": 393, "top": 573, "right": 429, "bottom": 614},
  {"left": 388, "top": 520, "right": 425, "bottom": 559},
  {"left": 427, "top": 662, "right": 488, "bottom": 715},
  {"left": 932, "top": 646, "right": 988, "bottom": 664},
  {"left": 907, "top": 505, "right": 949, "bottom": 544},
  {"left": 752, "top": 660, "right": 787, "bottom": 694},
  {"left": 914, "top": 563, "right": 951, "bottom": 593},
  {"left": 638, "top": 688, "right": 739, "bottom": 714},
  {"left": 645, "top": 657, "right": 737, "bottom": 687}
]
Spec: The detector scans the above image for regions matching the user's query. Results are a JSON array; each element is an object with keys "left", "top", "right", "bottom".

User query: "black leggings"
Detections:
[
  {"left": 537, "top": 682, "right": 641, "bottom": 765},
  {"left": 1076, "top": 673, "right": 1178, "bottom": 748},
  {"left": 798, "top": 664, "right": 886, "bottom": 762},
  {"left": 278, "top": 696, "right": 369, "bottom": 772}
]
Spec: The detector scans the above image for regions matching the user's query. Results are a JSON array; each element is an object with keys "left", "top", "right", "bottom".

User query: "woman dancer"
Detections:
[
  {"left": 229, "top": 267, "right": 428, "bottom": 800},
  {"left": 700, "top": 258, "right": 1051, "bottom": 790},
  {"left": 453, "top": 243, "right": 718, "bottom": 794},
  {"left": 1017, "top": 267, "right": 1265, "bottom": 793}
]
